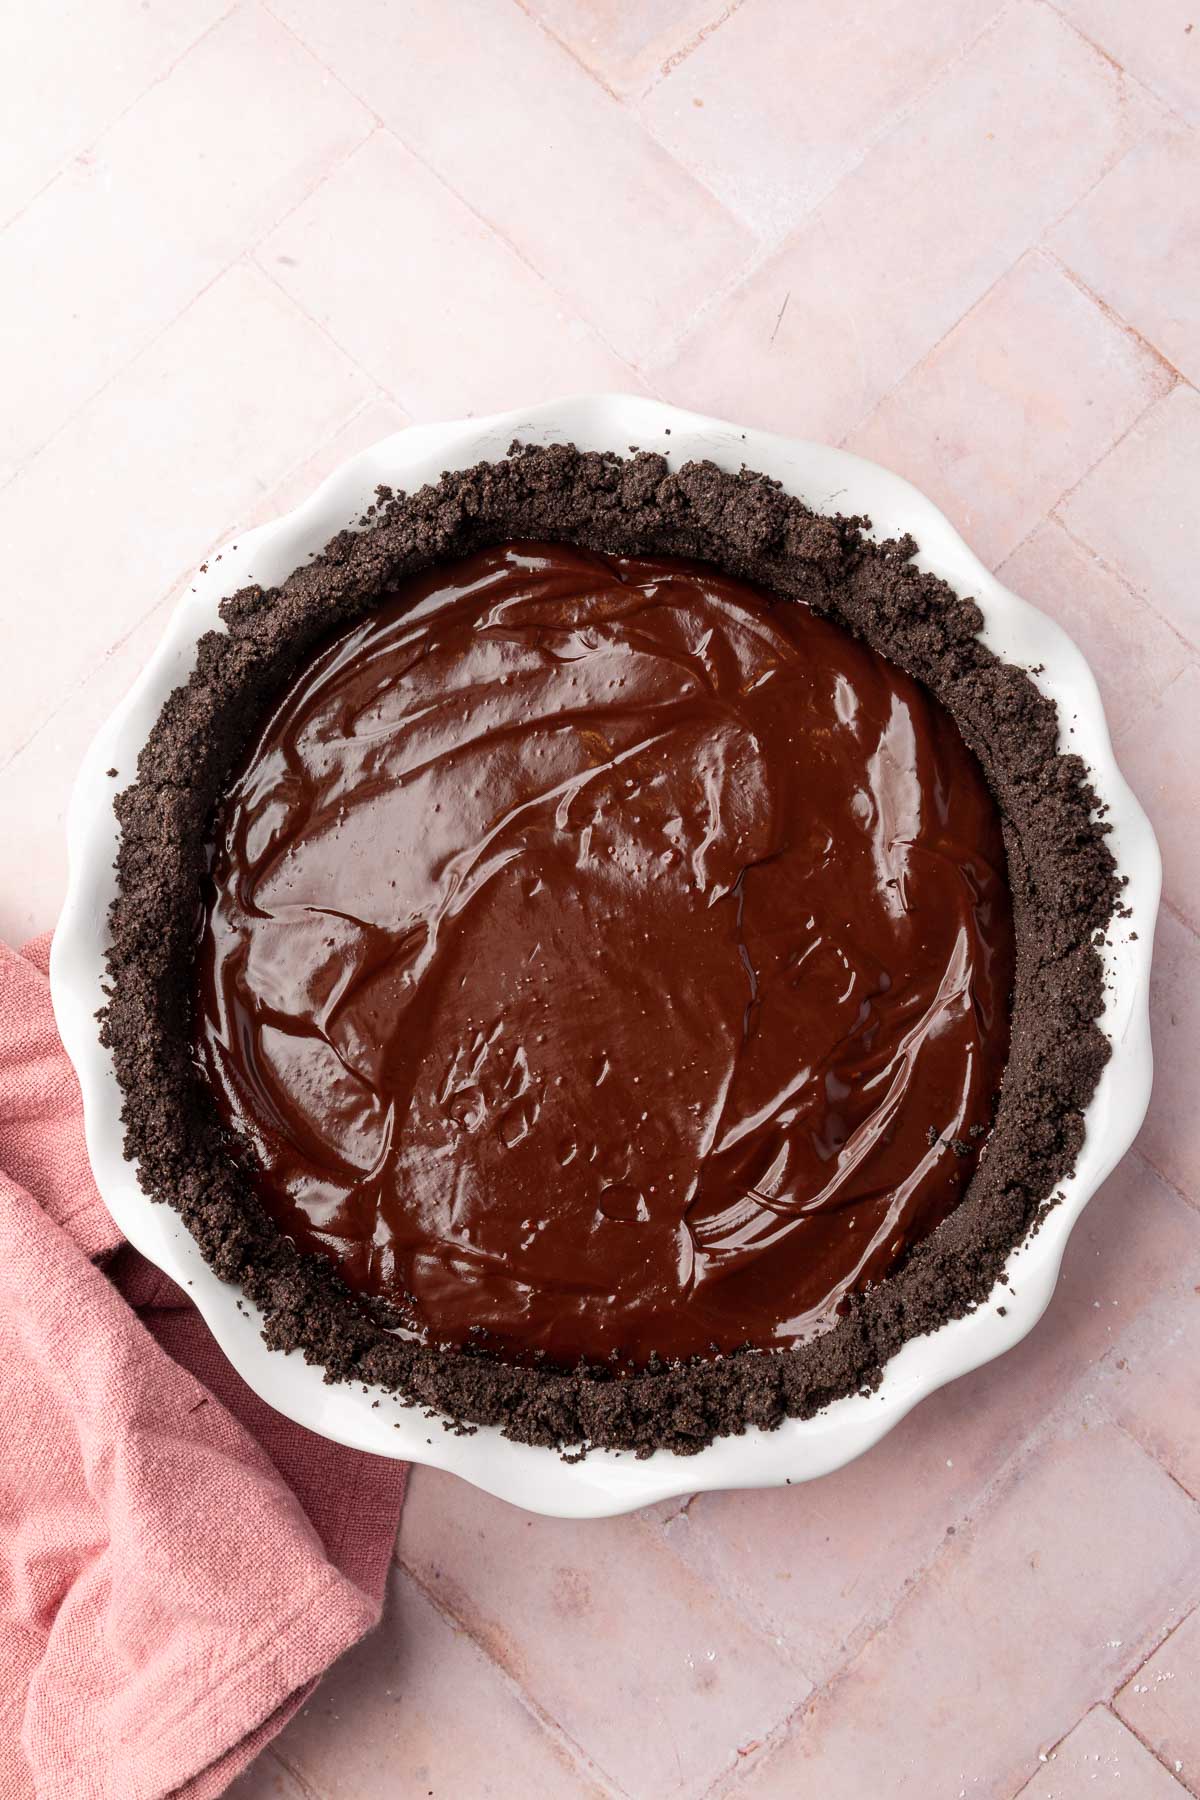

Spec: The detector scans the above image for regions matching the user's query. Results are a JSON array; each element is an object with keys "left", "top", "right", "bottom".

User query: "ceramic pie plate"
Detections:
[{"left": 50, "top": 395, "right": 1160, "bottom": 1518}]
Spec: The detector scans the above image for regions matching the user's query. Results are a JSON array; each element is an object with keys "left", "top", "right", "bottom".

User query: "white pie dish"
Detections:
[{"left": 51, "top": 394, "right": 1159, "bottom": 1519}]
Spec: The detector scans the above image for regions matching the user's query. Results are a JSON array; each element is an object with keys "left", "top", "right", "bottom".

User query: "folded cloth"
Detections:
[{"left": 0, "top": 934, "right": 407, "bottom": 1800}]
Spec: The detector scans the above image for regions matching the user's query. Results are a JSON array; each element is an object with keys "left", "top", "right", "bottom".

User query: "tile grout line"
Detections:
[
  {"left": 1044, "top": 375, "right": 1180, "bottom": 524},
  {"left": 1101, "top": 640, "right": 1197, "bottom": 718},
  {"left": 698, "top": 1680, "right": 813, "bottom": 1798},
  {"left": 1007, "top": 1712, "right": 1085, "bottom": 1797},
  {"left": 1111, "top": 1418, "right": 1200, "bottom": 1518},
  {"left": 635, "top": 1500, "right": 821, "bottom": 1695},
  {"left": 1114, "top": 1714, "right": 1199, "bottom": 1798},
  {"left": 507, "top": 0, "right": 620, "bottom": 101},
  {"left": 1029, "top": 32, "right": 1177, "bottom": 236},
  {"left": 872, "top": 19, "right": 1141, "bottom": 431},
  {"left": 1046, "top": 513, "right": 1200, "bottom": 673},
  {"left": 651, "top": 0, "right": 755, "bottom": 94},
  {"left": 1086, "top": 1272, "right": 1200, "bottom": 1492},
  {"left": 260, "top": 0, "right": 385, "bottom": 123},
  {"left": 682, "top": 1176, "right": 1200, "bottom": 1793},
  {"left": 1108, "top": 1655, "right": 1200, "bottom": 1799},
  {"left": 637, "top": 0, "right": 1011, "bottom": 261},
  {"left": 393, "top": 1555, "right": 629, "bottom": 1800},
  {"left": 635, "top": 234, "right": 776, "bottom": 384},
  {"left": 698, "top": 0, "right": 1021, "bottom": 351},
  {"left": 856, "top": 178, "right": 1162, "bottom": 460},
  {"left": 0, "top": 385, "right": 385, "bottom": 783},
  {"left": 993, "top": 513, "right": 1064, "bottom": 578},
  {"left": 2, "top": 7, "right": 1173, "bottom": 566},
  {"left": 4, "top": 173, "right": 240, "bottom": 480},
  {"left": 1041, "top": 0, "right": 1197, "bottom": 129},
  {"left": 699, "top": 1641, "right": 841, "bottom": 1796},
  {"left": 1130, "top": 1143, "right": 1200, "bottom": 1220},
  {"left": 247, "top": 242, "right": 417, "bottom": 415},
  {"left": 1107, "top": 1584, "right": 1200, "bottom": 1696},
  {"left": 264, "top": 0, "right": 646, "bottom": 397},
  {"left": 832, "top": 242, "right": 1043, "bottom": 448},
  {"left": 1000, "top": 509, "right": 1200, "bottom": 679},
  {"left": 1, "top": 126, "right": 377, "bottom": 505},
  {"left": 265, "top": 1745, "right": 329, "bottom": 1800},
  {"left": 638, "top": 214, "right": 854, "bottom": 395},
  {"left": 1161, "top": 895, "right": 1200, "bottom": 938},
  {"left": 620, "top": 1, "right": 815, "bottom": 235},
  {"left": 1091, "top": 1432, "right": 1200, "bottom": 1785},
  {"left": 695, "top": 1240, "right": 1200, "bottom": 1795},
  {"left": 720, "top": 1403, "right": 1200, "bottom": 1798},
  {"left": 0, "top": 0, "right": 240, "bottom": 235},
  {"left": 528, "top": 0, "right": 1019, "bottom": 380},
  {"left": 253, "top": 212, "right": 510, "bottom": 423},
  {"left": 705, "top": 1424, "right": 1073, "bottom": 1793},
  {"left": 834, "top": 104, "right": 1172, "bottom": 459},
  {"left": 238, "top": 119, "right": 381, "bottom": 271},
  {"left": 0, "top": 231, "right": 246, "bottom": 740},
  {"left": 258, "top": 9, "right": 694, "bottom": 378},
  {"left": 1044, "top": 248, "right": 1192, "bottom": 386},
  {"left": 652, "top": 1491, "right": 701, "bottom": 1528},
  {"left": 1005, "top": 1703, "right": 1133, "bottom": 1798},
  {"left": 639, "top": 0, "right": 1153, "bottom": 382},
  {"left": 621, "top": 1494, "right": 817, "bottom": 1683}
]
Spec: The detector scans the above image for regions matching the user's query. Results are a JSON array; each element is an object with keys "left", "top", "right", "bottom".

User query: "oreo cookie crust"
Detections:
[{"left": 100, "top": 444, "right": 1119, "bottom": 1457}]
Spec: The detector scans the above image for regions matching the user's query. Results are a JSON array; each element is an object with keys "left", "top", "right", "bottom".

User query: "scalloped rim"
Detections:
[{"left": 50, "top": 395, "right": 1160, "bottom": 1517}]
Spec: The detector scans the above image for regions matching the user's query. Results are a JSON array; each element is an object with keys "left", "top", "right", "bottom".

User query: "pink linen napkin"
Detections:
[{"left": 0, "top": 933, "right": 408, "bottom": 1800}]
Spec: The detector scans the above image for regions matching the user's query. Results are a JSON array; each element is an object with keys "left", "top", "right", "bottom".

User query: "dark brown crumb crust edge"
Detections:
[{"left": 101, "top": 444, "right": 1119, "bottom": 1457}]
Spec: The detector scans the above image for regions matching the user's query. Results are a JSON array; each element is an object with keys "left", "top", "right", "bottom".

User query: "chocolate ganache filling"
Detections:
[{"left": 195, "top": 541, "right": 1015, "bottom": 1368}]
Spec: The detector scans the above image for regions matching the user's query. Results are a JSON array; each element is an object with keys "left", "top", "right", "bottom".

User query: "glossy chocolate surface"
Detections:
[{"left": 194, "top": 543, "right": 1014, "bottom": 1367}]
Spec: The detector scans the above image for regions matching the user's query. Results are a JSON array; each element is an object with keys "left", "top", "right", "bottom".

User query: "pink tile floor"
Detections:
[{"left": 3, "top": 2, "right": 1198, "bottom": 1794}]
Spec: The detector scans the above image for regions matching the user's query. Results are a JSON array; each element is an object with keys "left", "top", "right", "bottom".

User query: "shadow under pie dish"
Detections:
[{"left": 53, "top": 399, "right": 1158, "bottom": 1515}]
